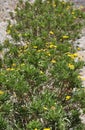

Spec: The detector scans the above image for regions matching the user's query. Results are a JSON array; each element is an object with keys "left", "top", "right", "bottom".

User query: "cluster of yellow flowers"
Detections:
[
  {"left": 6, "top": 63, "right": 17, "bottom": 71},
  {"left": 67, "top": 52, "right": 83, "bottom": 61},
  {"left": 68, "top": 63, "right": 75, "bottom": 70},
  {"left": 71, "top": 11, "right": 77, "bottom": 19},
  {"left": 67, "top": 52, "right": 78, "bottom": 59},
  {"left": 6, "top": 63, "right": 26, "bottom": 72},
  {"left": 17, "top": 44, "right": 29, "bottom": 57},
  {"left": 31, "top": 41, "right": 58, "bottom": 61},
  {"left": 66, "top": 6, "right": 70, "bottom": 10},
  {"left": 49, "top": 44, "right": 57, "bottom": 49},
  {"left": 6, "top": 68, "right": 15, "bottom": 71},
  {"left": 34, "top": 128, "right": 50, "bottom": 130},
  {"left": 46, "top": 42, "right": 57, "bottom": 48}
]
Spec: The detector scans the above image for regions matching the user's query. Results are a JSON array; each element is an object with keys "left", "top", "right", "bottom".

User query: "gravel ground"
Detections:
[
  {"left": 0, "top": 0, "right": 35, "bottom": 43},
  {"left": 75, "top": 28, "right": 85, "bottom": 87},
  {"left": 71, "top": 0, "right": 85, "bottom": 6},
  {"left": 0, "top": 0, "right": 17, "bottom": 22},
  {"left": 0, "top": 0, "right": 18, "bottom": 43}
]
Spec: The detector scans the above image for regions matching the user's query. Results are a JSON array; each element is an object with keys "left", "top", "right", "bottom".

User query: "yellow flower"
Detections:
[
  {"left": 49, "top": 44, "right": 57, "bottom": 48},
  {"left": 49, "top": 31, "right": 54, "bottom": 35},
  {"left": 34, "top": 128, "right": 38, "bottom": 130},
  {"left": 72, "top": 11, "right": 75, "bottom": 15},
  {"left": 53, "top": 2, "right": 56, "bottom": 7},
  {"left": 62, "top": 35, "right": 69, "bottom": 39},
  {"left": 77, "top": 47, "right": 81, "bottom": 51},
  {"left": 53, "top": 4, "right": 56, "bottom": 7},
  {"left": 10, "top": 68, "right": 15, "bottom": 71},
  {"left": 51, "top": 59, "right": 56, "bottom": 63},
  {"left": 67, "top": 53, "right": 78, "bottom": 59},
  {"left": 67, "top": 54, "right": 74, "bottom": 59},
  {"left": 43, "top": 107, "right": 48, "bottom": 110},
  {"left": 46, "top": 53, "right": 51, "bottom": 56},
  {"left": 0, "top": 90, "right": 4, "bottom": 95},
  {"left": 37, "top": 49, "right": 42, "bottom": 53},
  {"left": 33, "top": 46, "right": 38, "bottom": 49},
  {"left": 66, "top": 96, "right": 71, "bottom": 100},
  {"left": 6, "top": 68, "right": 11, "bottom": 71},
  {"left": 12, "top": 63, "right": 16, "bottom": 67},
  {"left": 43, "top": 128, "right": 50, "bottom": 130},
  {"left": 7, "top": 30, "right": 11, "bottom": 34},
  {"left": 6, "top": 68, "right": 14, "bottom": 71},
  {"left": 68, "top": 63, "right": 74, "bottom": 70},
  {"left": 9, "top": 25, "right": 12, "bottom": 28},
  {"left": 21, "top": 63, "right": 25, "bottom": 66},
  {"left": 66, "top": 6, "right": 70, "bottom": 10},
  {"left": 49, "top": 44, "right": 54, "bottom": 48},
  {"left": 54, "top": 45, "right": 57, "bottom": 48},
  {"left": 73, "top": 53, "right": 78, "bottom": 57},
  {"left": 40, "top": 71, "right": 44, "bottom": 74}
]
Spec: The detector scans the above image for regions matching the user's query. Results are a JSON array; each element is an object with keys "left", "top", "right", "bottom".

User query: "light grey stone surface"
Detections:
[
  {"left": 0, "top": 0, "right": 18, "bottom": 22},
  {"left": 0, "top": 0, "right": 18, "bottom": 43},
  {"left": 0, "top": 22, "right": 8, "bottom": 43}
]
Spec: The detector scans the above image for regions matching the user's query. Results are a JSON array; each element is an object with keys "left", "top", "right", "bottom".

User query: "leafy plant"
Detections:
[{"left": 0, "top": 0, "right": 85, "bottom": 129}]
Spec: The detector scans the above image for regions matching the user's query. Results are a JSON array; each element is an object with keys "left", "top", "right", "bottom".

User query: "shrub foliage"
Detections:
[{"left": 0, "top": 0, "right": 85, "bottom": 129}]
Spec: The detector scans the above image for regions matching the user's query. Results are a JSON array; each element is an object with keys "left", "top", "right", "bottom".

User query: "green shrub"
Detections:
[{"left": 0, "top": 0, "right": 85, "bottom": 129}]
